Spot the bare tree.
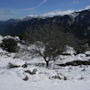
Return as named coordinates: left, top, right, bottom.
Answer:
left=30, top=41, right=59, bottom=67
left=28, top=25, right=79, bottom=67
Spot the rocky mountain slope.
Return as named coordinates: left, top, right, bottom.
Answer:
left=0, top=9, right=90, bottom=42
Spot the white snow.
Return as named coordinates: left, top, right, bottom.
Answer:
left=0, top=40, right=90, bottom=90
left=0, top=35, right=3, bottom=43
left=85, top=51, right=90, bottom=55
left=70, top=12, right=79, bottom=18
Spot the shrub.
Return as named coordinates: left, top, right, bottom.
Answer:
left=63, top=76, right=68, bottom=80
left=8, top=62, right=20, bottom=68
left=25, top=69, right=37, bottom=75
left=58, top=60, right=90, bottom=66
left=22, top=75, right=29, bottom=81
left=75, top=44, right=87, bottom=54
left=78, top=76, right=84, bottom=80
left=0, top=38, right=18, bottom=52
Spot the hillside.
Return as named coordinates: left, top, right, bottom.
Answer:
left=0, top=9, right=89, bottom=37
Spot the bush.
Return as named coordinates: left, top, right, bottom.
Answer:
left=58, top=60, right=90, bottom=66
left=25, top=69, right=37, bottom=75
left=8, top=62, right=20, bottom=68
left=75, top=44, right=87, bottom=54
left=51, top=75, right=62, bottom=80
left=0, top=38, right=18, bottom=52
left=22, top=75, right=29, bottom=81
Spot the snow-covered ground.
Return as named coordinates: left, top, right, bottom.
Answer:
left=0, top=35, right=90, bottom=90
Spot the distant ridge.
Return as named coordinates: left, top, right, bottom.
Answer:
left=0, top=9, right=90, bottom=42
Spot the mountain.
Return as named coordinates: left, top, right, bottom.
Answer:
left=0, top=9, right=90, bottom=40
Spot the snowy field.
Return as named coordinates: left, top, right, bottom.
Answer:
left=0, top=50, right=90, bottom=90
left=0, top=36, right=90, bottom=90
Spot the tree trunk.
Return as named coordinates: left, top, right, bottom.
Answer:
left=46, top=61, right=49, bottom=67
left=43, top=57, right=49, bottom=67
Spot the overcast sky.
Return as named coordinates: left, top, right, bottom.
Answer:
left=0, top=0, right=90, bottom=20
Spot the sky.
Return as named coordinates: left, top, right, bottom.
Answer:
left=0, top=0, right=90, bottom=20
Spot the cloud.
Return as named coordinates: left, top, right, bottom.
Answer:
left=0, top=9, right=15, bottom=15
left=24, top=0, right=47, bottom=11
left=27, top=10, right=74, bottom=18
left=37, top=0, right=47, bottom=8
left=42, top=10, right=74, bottom=16
left=0, top=9, right=18, bottom=20
left=85, top=5, right=90, bottom=9
left=72, top=0, right=80, bottom=4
